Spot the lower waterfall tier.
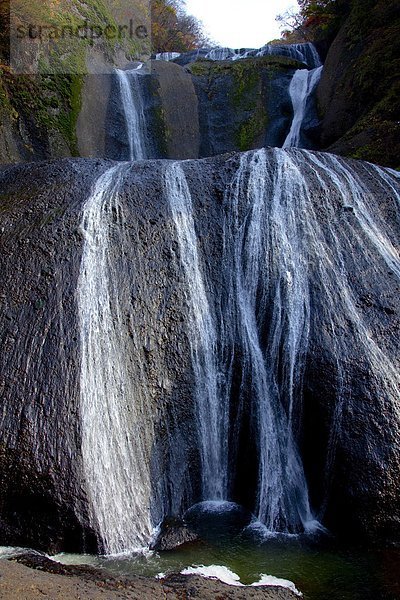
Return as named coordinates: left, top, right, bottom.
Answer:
left=0, top=148, right=399, bottom=553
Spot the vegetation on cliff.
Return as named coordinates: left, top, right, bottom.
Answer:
left=316, top=0, right=400, bottom=168
left=0, top=0, right=149, bottom=161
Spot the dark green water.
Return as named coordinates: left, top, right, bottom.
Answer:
left=54, top=536, right=400, bottom=599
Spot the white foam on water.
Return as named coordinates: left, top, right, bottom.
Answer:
left=181, top=564, right=302, bottom=595
left=50, top=553, right=98, bottom=566
left=0, top=546, right=32, bottom=559
left=181, top=565, right=242, bottom=586
left=194, top=500, right=240, bottom=513
left=255, top=574, right=302, bottom=595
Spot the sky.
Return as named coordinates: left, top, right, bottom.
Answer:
left=185, top=0, right=297, bottom=48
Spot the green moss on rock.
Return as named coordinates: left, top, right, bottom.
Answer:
left=0, top=69, right=84, bottom=158
left=236, top=110, right=268, bottom=152
left=188, top=55, right=303, bottom=78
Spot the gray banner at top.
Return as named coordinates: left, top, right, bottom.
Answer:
left=10, top=0, right=151, bottom=75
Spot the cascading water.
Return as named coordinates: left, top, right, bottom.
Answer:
left=153, top=42, right=321, bottom=68
left=155, top=52, right=181, bottom=61
left=220, top=149, right=317, bottom=532
left=163, top=152, right=319, bottom=532
left=165, top=163, right=229, bottom=501
left=161, top=147, right=399, bottom=536
left=205, top=47, right=240, bottom=61
left=242, top=148, right=399, bottom=524
left=256, top=42, right=321, bottom=68
left=115, top=67, right=148, bottom=161
left=78, top=164, right=157, bottom=554
left=200, top=42, right=321, bottom=69
left=283, top=66, right=323, bottom=148
left=76, top=41, right=399, bottom=547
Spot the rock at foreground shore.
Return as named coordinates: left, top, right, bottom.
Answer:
left=0, top=554, right=298, bottom=600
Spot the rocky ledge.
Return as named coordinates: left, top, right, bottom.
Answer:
left=0, top=554, right=297, bottom=599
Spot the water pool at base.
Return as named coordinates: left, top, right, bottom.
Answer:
left=53, top=536, right=400, bottom=600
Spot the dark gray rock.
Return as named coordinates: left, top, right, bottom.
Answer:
left=150, top=517, right=199, bottom=551
left=151, top=61, right=200, bottom=159
left=316, top=0, right=400, bottom=168
left=187, top=57, right=299, bottom=156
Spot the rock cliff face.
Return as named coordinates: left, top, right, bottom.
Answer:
left=0, top=150, right=399, bottom=552
left=151, top=61, right=200, bottom=159
left=0, top=157, right=200, bottom=552
left=0, top=56, right=302, bottom=163
left=0, top=0, right=149, bottom=163
left=317, top=0, right=400, bottom=168
left=75, top=56, right=303, bottom=162
left=186, top=56, right=300, bottom=156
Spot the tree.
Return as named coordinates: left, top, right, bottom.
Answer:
left=276, top=7, right=313, bottom=41
left=151, top=0, right=209, bottom=53
left=276, top=0, right=348, bottom=42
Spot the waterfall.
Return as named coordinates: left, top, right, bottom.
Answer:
left=221, top=149, right=317, bottom=532
left=200, top=43, right=321, bottom=68
left=165, top=163, right=229, bottom=500
left=77, top=148, right=400, bottom=546
left=283, top=66, right=323, bottom=148
left=163, top=153, right=320, bottom=532
left=257, top=43, right=321, bottom=69
left=205, top=47, right=237, bottom=61
left=115, top=68, right=147, bottom=161
left=219, top=147, right=399, bottom=531
left=78, top=164, right=156, bottom=554
left=161, top=148, right=399, bottom=535
left=155, top=52, right=181, bottom=61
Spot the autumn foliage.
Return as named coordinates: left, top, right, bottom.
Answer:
left=151, top=0, right=209, bottom=53
left=278, top=0, right=348, bottom=42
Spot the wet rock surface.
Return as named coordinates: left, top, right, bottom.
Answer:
left=0, top=151, right=399, bottom=552
left=150, top=517, right=199, bottom=552
left=151, top=61, right=200, bottom=159
left=186, top=57, right=300, bottom=156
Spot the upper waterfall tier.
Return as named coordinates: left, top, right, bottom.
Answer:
left=283, top=66, right=323, bottom=148
left=155, top=42, right=321, bottom=69
left=108, top=53, right=322, bottom=162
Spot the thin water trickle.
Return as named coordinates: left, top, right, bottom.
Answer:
left=115, top=67, right=148, bottom=161
left=165, top=162, right=229, bottom=501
